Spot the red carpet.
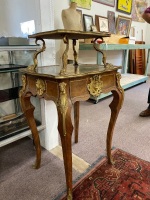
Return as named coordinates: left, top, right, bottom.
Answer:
left=61, top=149, right=150, bottom=200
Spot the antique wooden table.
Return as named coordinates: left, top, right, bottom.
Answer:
left=19, top=30, right=124, bottom=200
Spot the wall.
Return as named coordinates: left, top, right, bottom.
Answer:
left=38, top=0, right=59, bottom=150
left=0, top=0, right=41, bottom=37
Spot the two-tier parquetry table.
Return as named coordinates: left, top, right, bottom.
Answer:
left=19, top=29, right=124, bottom=200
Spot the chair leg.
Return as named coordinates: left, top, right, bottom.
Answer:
left=74, top=101, right=79, bottom=143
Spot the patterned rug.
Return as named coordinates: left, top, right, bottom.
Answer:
left=61, top=149, right=150, bottom=200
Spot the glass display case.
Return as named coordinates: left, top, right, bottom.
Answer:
left=0, top=45, right=42, bottom=141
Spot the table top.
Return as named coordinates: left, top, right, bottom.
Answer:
left=28, top=29, right=111, bottom=40
left=20, top=64, right=121, bottom=79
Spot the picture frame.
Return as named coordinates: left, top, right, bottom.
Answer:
left=71, top=0, right=92, bottom=10
left=83, top=14, right=94, bottom=31
left=116, top=15, right=132, bottom=36
left=95, top=15, right=109, bottom=32
left=107, top=11, right=116, bottom=34
left=131, top=0, right=148, bottom=22
left=93, top=0, right=115, bottom=7
left=117, top=0, right=132, bottom=14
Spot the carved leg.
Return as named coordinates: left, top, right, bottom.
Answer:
left=57, top=82, right=73, bottom=200
left=107, top=88, right=124, bottom=164
left=74, top=101, right=79, bottom=143
left=60, top=36, right=69, bottom=75
left=57, top=106, right=73, bottom=199
left=72, top=39, right=78, bottom=66
left=20, top=94, right=41, bottom=169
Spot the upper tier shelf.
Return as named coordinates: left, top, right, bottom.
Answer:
left=27, top=30, right=112, bottom=74
left=28, top=29, right=111, bottom=40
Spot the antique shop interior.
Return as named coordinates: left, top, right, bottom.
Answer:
left=1, top=0, right=150, bottom=199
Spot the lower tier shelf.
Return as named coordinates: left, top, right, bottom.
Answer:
left=90, top=73, right=148, bottom=103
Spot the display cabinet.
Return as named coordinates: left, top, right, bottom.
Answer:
left=0, top=45, right=42, bottom=144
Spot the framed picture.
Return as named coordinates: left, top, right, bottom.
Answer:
left=95, top=15, right=109, bottom=32
left=107, top=11, right=116, bottom=34
left=93, top=0, right=115, bottom=7
left=116, top=15, right=132, bottom=36
left=71, top=0, right=92, bottom=10
left=117, top=0, right=132, bottom=14
left=83, top=14, right=94, bottom=31
left=131, top=0, right=148, bottom=22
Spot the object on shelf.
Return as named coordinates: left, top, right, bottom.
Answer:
left=119, top=36, right=136, bottom=44
left=128, top=37, right=136, bottom=44
left=102, top=34, right=135, bottom=44
left=103, top=34, right=123, bottom=44
left=129, top=41, right=146, bottom=75
left=119, top=37, right=129, bottom=44
left=0, top=37, right=29, bottom=46
left=84, top=38, right=103, bottom=44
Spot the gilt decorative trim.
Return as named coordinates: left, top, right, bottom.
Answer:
left=36, top=79, right=46, bottom=96
left=116, top=73, right=124, bottom=94
left=72, top=39, right=78, bottom=66
left=28, top=38, right=46, bottom=71
left=60, top=36, right=69, bottom=75
left=105, top=63, right=115, bottom=69
left=93, top=37, right=106, bottom=67
left=19, top=75, right=26, bottom=97
left=57, top=82, right=68, bottom=136
left=87, top=75, right=103, bottom=97
left=67, top=189, right=72, bottom=200
left=93, top=38, right=115, bottom=69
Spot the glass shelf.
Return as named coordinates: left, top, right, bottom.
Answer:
left=0, top=64, right=27, bottom=73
